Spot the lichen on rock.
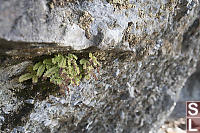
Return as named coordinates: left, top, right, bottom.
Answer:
left=0, top=0, right=179, bottom=50
left=0, top=0, right=200, bottom=133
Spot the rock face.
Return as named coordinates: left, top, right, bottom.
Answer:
left=0, top=0, right=191, bottom=50
left=170, top=61, right=200, bottom=119
left=0, top=0, right=200, bottom=133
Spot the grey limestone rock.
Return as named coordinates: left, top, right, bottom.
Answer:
left=0, top=0, right=189, bottom=50
left=0, top=0, right=200, bottom=133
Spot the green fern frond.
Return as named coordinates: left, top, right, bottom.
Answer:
left=80, top=59, right=88, bottom=65
left=32, top=75, right=38, bottom=83
left=33, top=62, right=43, bottom=70
left=54, top=78, right=63, bottom=86
left=19, top=73, right=33, bottom=82
left=58, top=57, right=66, bottom=68
left=85, top=74, right=90, bottom=80
left=43, top=66, right=58, bottom=77
left=37, top=64, right=45, bottom=77
left=19, top=52, right=100, bottom=93
left=43, top=59, right=52, bottom=65
left=89, top=53, right=93, bottom=58
left=68, top=54, right=78, bottom=60
left=46, top=65, right=53, bottom=70
left=52, top=54, right=62, bottom=64
left=72, top=54, right=78, bottom=60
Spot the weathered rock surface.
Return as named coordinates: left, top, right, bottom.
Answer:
left=170, top=61, right=200, bottom=119
left=0, top=0, right=190, bottom=50
left=0, top=0, right=200, bottom=133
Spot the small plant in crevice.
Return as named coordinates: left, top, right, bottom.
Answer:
left=19, top=53, right=100, bottom=93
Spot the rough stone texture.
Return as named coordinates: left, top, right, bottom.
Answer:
left=159, top=61, right=200, bottom=132
left=170, top=61, right=200, bottom=119
left=0, top=0, right=183, bottom=50
left=0, top=0, right=200, bottom=133
left=0, top=62, right=30, bottom=131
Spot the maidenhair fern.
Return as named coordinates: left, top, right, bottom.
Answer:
left=19, top=53, right=100, bottom=92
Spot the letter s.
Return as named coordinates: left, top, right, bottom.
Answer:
left=188, top=103, right=198, bottom=116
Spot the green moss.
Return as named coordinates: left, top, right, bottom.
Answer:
left=19, top=53, right=100, bottom=92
